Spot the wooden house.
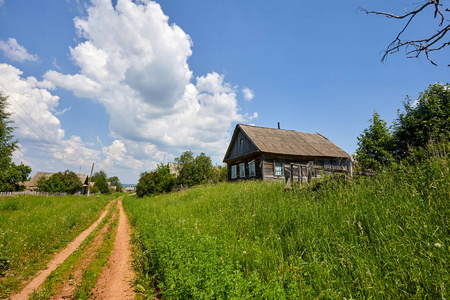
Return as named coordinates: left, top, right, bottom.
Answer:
left=27, top=172, right=90, bottom=193
left=223, top=124, right=352, bottom=182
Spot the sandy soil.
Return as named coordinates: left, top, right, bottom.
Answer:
left=9, top=196, right=136, bottom=300
left=91, top=199, right=135, bottom=300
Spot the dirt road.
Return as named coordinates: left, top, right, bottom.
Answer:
left=9, top=196, right=135, bottom=300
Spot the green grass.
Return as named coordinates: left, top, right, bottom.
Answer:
left=29, top=199, right=119, bottom=300
left=0, top=194, right=118, bottom=298
left=124, top=157, right=450, bottom=299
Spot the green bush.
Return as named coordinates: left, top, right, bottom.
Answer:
left=135, top=164, right=175, bottom=197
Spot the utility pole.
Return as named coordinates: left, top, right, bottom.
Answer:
left=87, top=163, right=95, bottom=196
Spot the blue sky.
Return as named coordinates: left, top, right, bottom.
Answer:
left=0, top=0, right=448, bottom=183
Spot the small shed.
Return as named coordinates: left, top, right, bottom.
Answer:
left=223, top=124, right=352, bottom=182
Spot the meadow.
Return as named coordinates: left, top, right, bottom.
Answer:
left=0, top=194, right=116, bottom=298
left=124, top=157, right=450, bottom=299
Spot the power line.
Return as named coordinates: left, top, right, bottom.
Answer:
left=0, top=82, right=80, bottom=171
left=0, top=82, right=68, bottom=154
left=15, top=126, right=78, bottom=171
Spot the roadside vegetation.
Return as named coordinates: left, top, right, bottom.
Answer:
left=125, top=83, right=449, bottom=298
left=0, top=92, right=31, bottom=192
left=0, top=194, right=117, bottom=298
left=29, top=198, right=119, bottom=300
left=135, top=151, right=226, bottom=197
left=125, top=155, right=449, bottom=299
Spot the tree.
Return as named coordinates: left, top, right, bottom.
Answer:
left=175, top=151, right=214, bottom=187
left=135, top=164, right=176, bottom=197
left=355, top=111, right=394, bottom=171
left=37, top=170, right=83, bottom=194
left=94, top=175, right=110, bottom=194
left=393, top=82, right=450, bottom=156
left=108, top=176, right=123, bottom=192
left=359, top=1, right=450, bottom=66
left=91, top=170, right=108, bottom=183
left=0, top=92, right=31, bottom=192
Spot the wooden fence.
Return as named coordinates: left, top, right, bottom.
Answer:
left=284, top=162, right=351, bottom=189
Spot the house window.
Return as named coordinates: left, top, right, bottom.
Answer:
left=231, top=165, right=237, bottom=179
left=239, top=163, right=245, bottom=178
left=249, top=161, right=256, bottom=177
left=275, top=161, right=283, bottom=176
left=239, top=139, right=244, bottom=154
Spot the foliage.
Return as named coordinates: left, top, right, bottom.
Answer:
left=394, top=82, right=450, bottom=157
left=135, top=164, right=176, bottom=197
left=124, top=156, right=450, bottom=299
left=90, top=170, right=107, bottom=183
left=175, top=151, right=214, bottom=187
left=356, top=83, right=450, bottom=170
left=94, top=175, right=110, bottom=194
left=0, top=93, right=31, bottom=192
left=89, top=185, right=100, bottom=194
left=108, top=176, right=123, bottom=192
left=0, top=163, right=31, bottom=192
left=0, top=194, right=113, bottom=298
left=355, top=111, right=394, bottom=171
left=37, top=170, right=83, bottom=194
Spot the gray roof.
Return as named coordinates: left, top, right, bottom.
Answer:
left=224, top=124, right=350, bottom=161
left=27, top=172, right=89, bottom=188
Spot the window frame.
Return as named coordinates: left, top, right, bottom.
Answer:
left=231, top=165, right=237, bottom=179
left=274, top=161, right=284, bottom=176
left=239, top=163, right=246, bottom=178
left=249, top=160, right=256, bottom=177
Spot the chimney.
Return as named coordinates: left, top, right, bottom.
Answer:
left=277, top=122, right=280, bottom=129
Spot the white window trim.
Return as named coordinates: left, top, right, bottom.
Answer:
left=249, top=160, right=256, bottom=177
left=274, top=161, right=284, bottom=176
left=239, top=163, right=246, bottom=178
left=231, top=165, right=237, bottom=179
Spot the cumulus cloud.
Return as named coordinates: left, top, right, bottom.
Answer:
left=44, top=0, right=252, bottom=163
left=0, top=38, right=39, bottom=63
left=0, top=63, right=146, bottom=179
left=242, top=87, right=255, bottom=101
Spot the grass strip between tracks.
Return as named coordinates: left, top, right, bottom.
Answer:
left=29, top=199, right=119, bottom=300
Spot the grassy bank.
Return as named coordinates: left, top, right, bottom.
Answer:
left=0, top=194, right=117, bottom=298
left=124, top=157, right=449, bottom=299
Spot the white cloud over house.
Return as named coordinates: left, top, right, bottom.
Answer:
left=0, top=38, right=39, bottom=63
left=43, top=0, right=254, bottom=163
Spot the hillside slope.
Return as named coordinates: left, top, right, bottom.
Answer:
left=124, top=157, right=449, bottom=299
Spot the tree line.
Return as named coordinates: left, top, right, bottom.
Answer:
left=135, top=151, right=227, bottom=197
left=355, top=83, right=449, bottom=171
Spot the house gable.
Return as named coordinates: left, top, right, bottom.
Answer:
left=223, top=125, right=259, bottom=162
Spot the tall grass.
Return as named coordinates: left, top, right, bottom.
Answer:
left=0, top=194, right=115, bottom=298
left=124, top=157, right=449, bottom=299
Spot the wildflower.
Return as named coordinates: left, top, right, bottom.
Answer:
left=243, top=251, right=246, bottom=254
left=435, top=243, right=442, bottom=248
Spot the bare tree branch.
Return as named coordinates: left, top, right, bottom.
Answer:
left=358, top=1, right=450, bottom=66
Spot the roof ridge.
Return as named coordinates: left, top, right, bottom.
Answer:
left=239, top=123, right=317, bottom=135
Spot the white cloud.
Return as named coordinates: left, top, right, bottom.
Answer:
left=0, top=0, right=4, bottom=7
left=44, top=0, right=251, bottom=164
left=242, top=86, right=255, bottom=101
left=0, top=38, right=38, bottom=63
left=0, top=64, right=100, bottom=170
left=0, top=62, right=157, bottom=182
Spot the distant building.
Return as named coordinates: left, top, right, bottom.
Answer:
left=223, top=124, right=352, bottom=182
left=26, top=172, right=89, bottom=193
left=168, top=162, right=180, bottom=177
